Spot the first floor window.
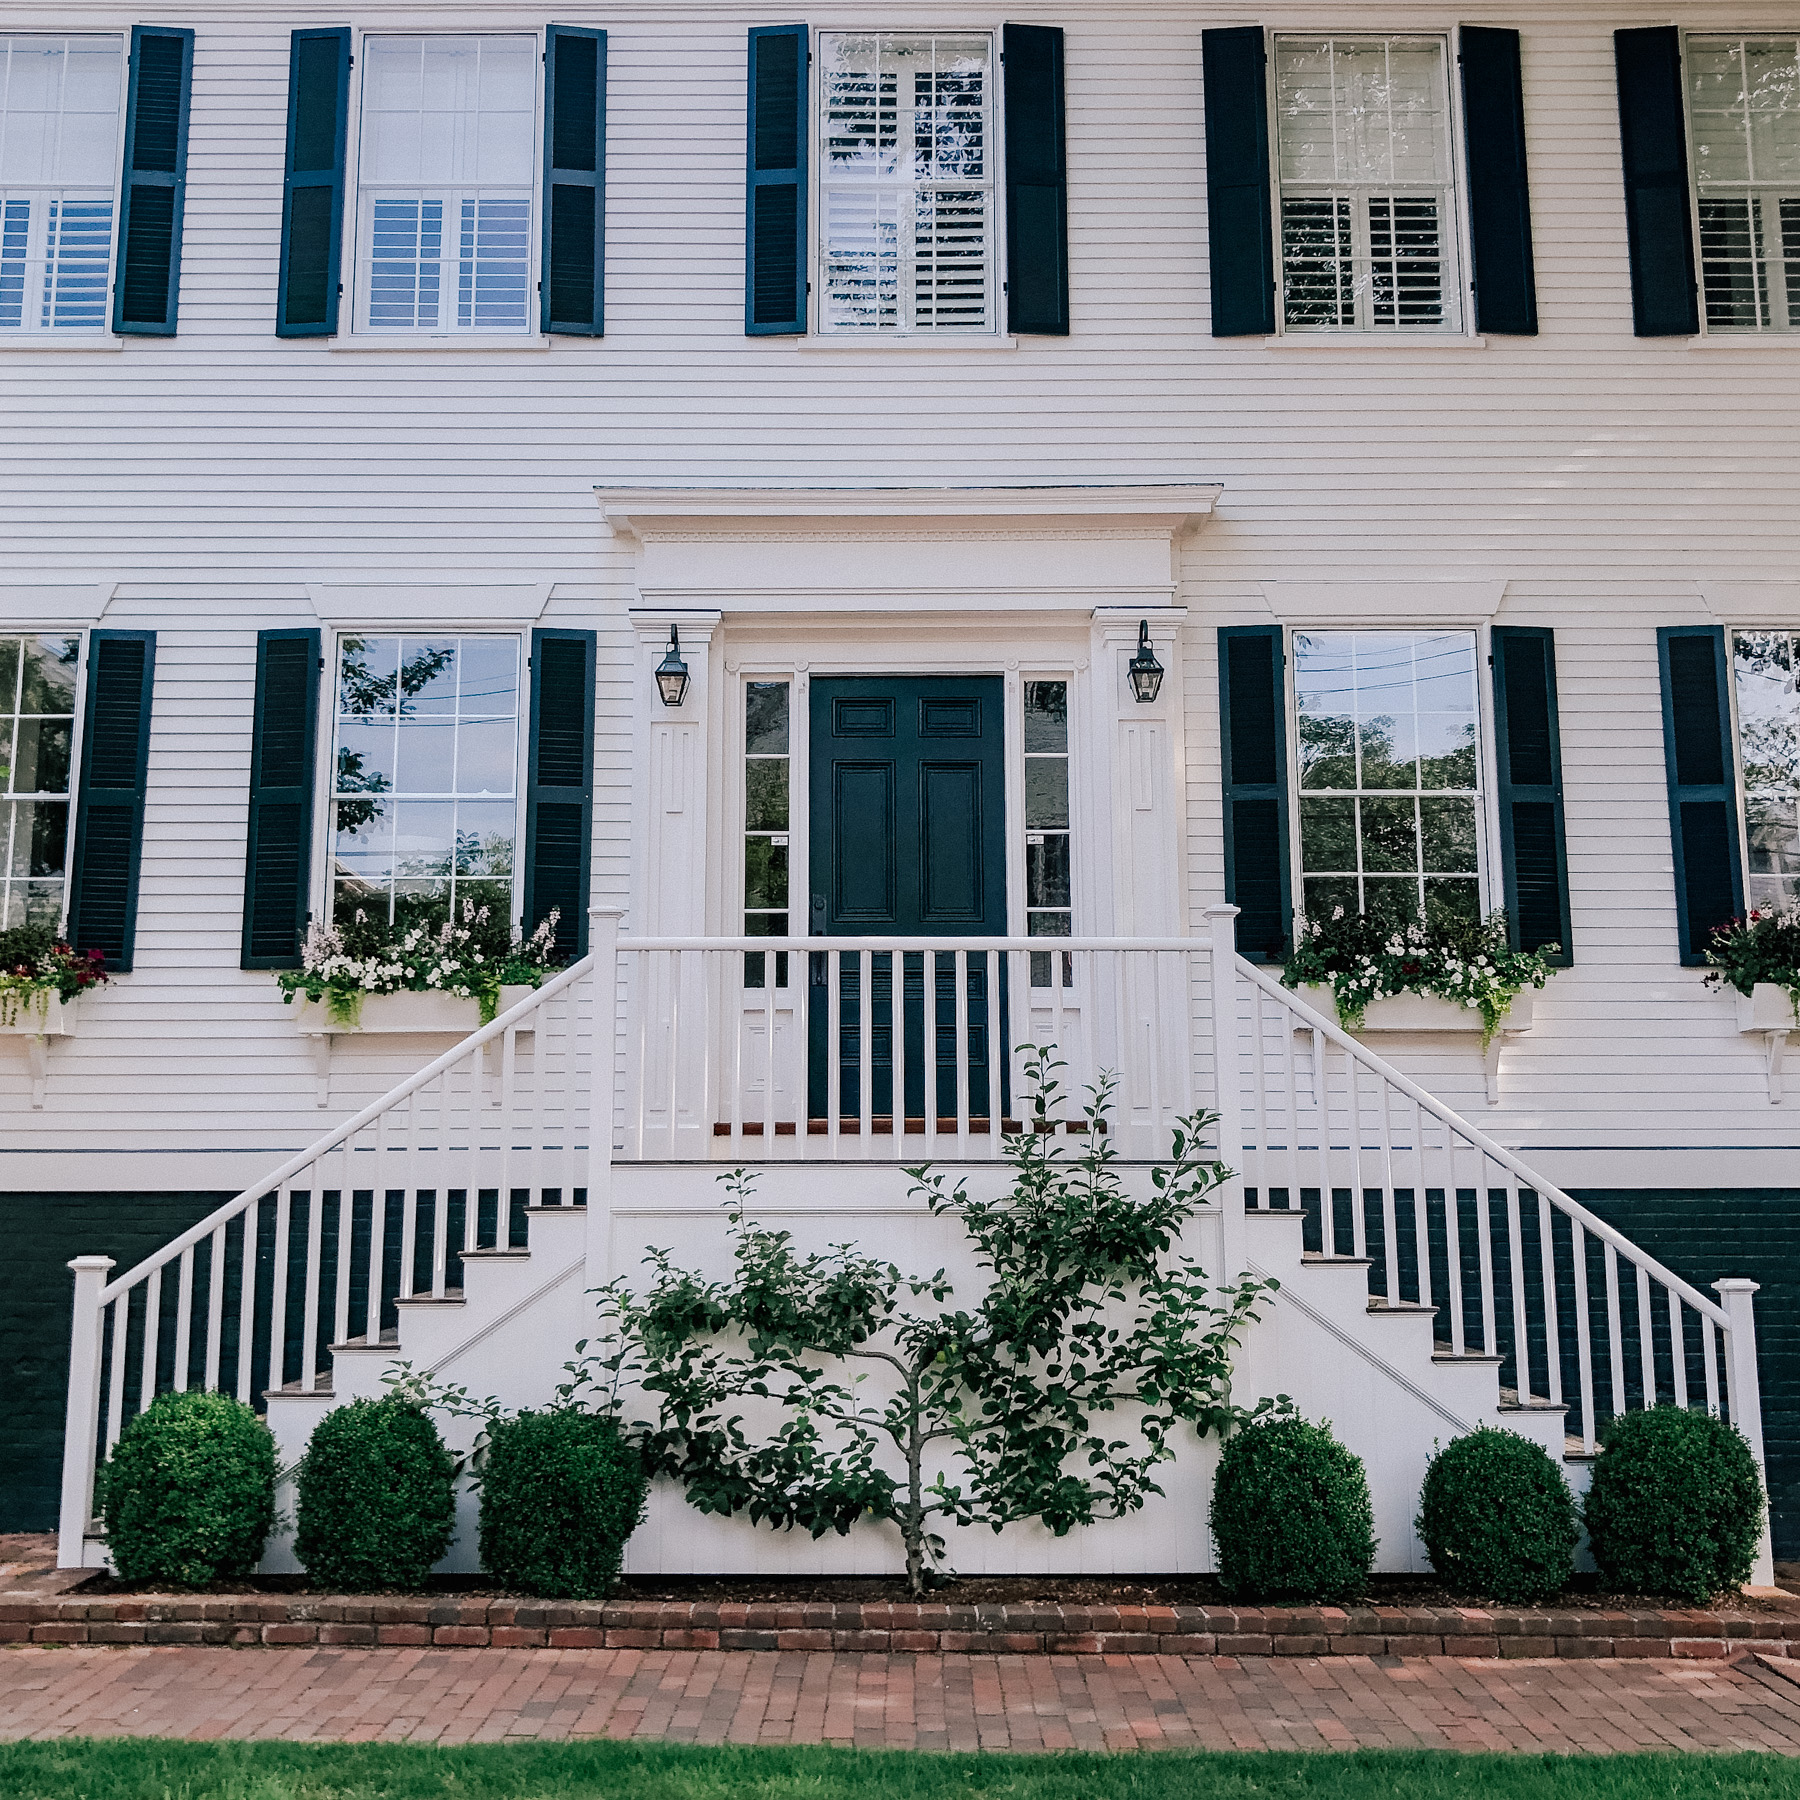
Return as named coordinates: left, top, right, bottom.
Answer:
left=329, top=634, right=521, bottom=928
left=744, top=680, right=791, bottom=986
left=1274, top=35, right=1462, bottom=333
left=0, top=35, right=122, bottom=333
left=1294, top=628, right=1482, bottom=924
left=0, top=633, right=78, bottom=926
left=1688, top=37, right=1800, bottom=332
left=818, top=30, right=995, bottom=334
left=1732, top=630, right=1800, bottom=906
left=356, top=34, right=536, bottom=333
left=1023, top=680, right=1071, bottom=985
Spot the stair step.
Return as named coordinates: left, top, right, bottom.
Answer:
left=394, top=1292, right=466, bottom=1308
left=1367, top=1299, right=1437, bottom=1315
left=459, top=1249, right=531, bottom=1260
left=524, top=1204, right=585, bottom=1216
left=331, top=1330, right=401, bottom=1352
left=1301, top=1253, right=1373, bottom=1268
left=1432, top=1349, right=1504, bottom=1365
left=271, top=1377, right=333, bottom=1398
left=1498, top=1388, right=1567, bottom=1414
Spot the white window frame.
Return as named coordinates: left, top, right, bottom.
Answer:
left=1266, top=31, right=1476, bottom=340
left=0, top=625, right=87, bottom=932
left=313, top=627, right=531, bottom=932
left=809, top=23, right=1009, bottom=340
left=340, top=28, right=546, bottom=345
left=1682, top=31, right=1800, bottom=337
left=0, top=33, right=127, bottom=345
left=1282, top=622, right=1496, bottom=925
left=1723, top=623, right=1800, bottom=911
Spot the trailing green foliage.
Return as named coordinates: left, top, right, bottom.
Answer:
left=1704, top=906, right=1800, bottom=1020
left=1582, top=1406, right=1764, bottom=1602
left=478, top=1409, right=647, bottom=1599
left=294, top=1397, right=457, bottom=1591
left=1210, top=1415, right=1377, bottom=1603
left=102, top=1389, right=275, bottom=1586
left=1417, top=1428, right=1579, bottom=1603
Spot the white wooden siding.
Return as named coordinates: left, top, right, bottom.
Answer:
left=2, top=1, right=1799, bottom=1190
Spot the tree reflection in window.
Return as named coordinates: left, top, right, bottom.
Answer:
left=1733, top=630, right=1800, bottom=908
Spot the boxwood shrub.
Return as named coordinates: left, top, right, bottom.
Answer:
left=295, top=1396, right=457, bottom=1591
left=1582, top=1406, right=1764, bottom=1602
left=103, top=1389, right=275, bottom=1586
left=1417, top=1427, right=1578, bottom=1603
left=1209, top=1416, right=1376, bottom=1603
left=479, top=1409, right=646, bottom=1598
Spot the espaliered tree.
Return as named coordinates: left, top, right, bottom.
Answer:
left=582, top=1050, right=1282, bottom=1596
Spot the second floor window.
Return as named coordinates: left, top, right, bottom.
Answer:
left=1732, top=631, right=1800, bottom=907
left=1689, top=37, right=1800, bottom=333
left=0, top=35, right=122, bottom=333
left=819, top=31, right=995, bottom=334
left=356, top=35, right=536, bottom=334
left=1274, top=36, right=1464, bottom=334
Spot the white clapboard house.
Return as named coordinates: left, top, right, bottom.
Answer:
left=2, top=2, right=1796, bottom=1582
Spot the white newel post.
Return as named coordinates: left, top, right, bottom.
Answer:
left=586, top=906, right=624, bottom=1284
left=58, top=1254, right=114, bottom=1568
left=1205, top=905, right=1247, bottom=1280
left=1715, top=1278, right=1777, bottom=1586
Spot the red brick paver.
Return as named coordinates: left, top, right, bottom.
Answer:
left=5, top=1647, right=1800, bottom=1753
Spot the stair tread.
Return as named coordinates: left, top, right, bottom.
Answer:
left=394, top=1292, right=466, bottom=1306
left=1301, top=1254, right=1373, bottom=1267
left=333, top=1331, right=401, bottom=1351
left=270, top=1377, right=334, bottom=1398
left=459, top=1249, right=532, bottom=1259
left=1367, top=1299, right=1438, bottom=1315
left=1432, top=1349, right=1504, bottom=1364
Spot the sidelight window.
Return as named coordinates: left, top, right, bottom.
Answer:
left=744, top=681, right=791, bottom=986
left=1023, top=680, right=1071, bottom=986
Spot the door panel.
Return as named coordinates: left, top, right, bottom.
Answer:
left=832, top=762, right=896, bottom=921
left=920, top=762, right=985, bottom=923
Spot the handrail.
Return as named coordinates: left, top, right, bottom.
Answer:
left=620, top=934, right=1207, bottom=953
left=98, top=952, right=597, bottom=1306
left=1235, top=956, right=1731, bottom=1328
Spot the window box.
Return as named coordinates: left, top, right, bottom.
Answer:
left=290, top=985, right=536, bottom=1036
left=0, top=992, right=77, bottom=1110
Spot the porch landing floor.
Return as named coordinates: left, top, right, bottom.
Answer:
left=8, top=1644, right=1800, bottom=1753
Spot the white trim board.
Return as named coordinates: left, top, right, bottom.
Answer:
left=1262, top=581, right=1508, bottom=624
left=307, top=585, right=553, bottom=627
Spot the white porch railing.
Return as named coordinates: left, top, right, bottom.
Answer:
left=57, top=904, right=1772, bottom=1581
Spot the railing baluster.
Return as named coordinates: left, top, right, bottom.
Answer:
left=171, top=1246, right=195, bottom=1394
left=1636, top=1263, right=1657, bottom=1407
left=1571, top=1223, right=1596, bottom=1453
left=1346, top=1055, right=1367, bottom=1264
left=1669, top=1290, right=1689, bottom=1410
left=859, top=948, right=875, bottom=1158
left=1444, top=1167, right=1467, bottom=1357
left=1504, top=1178, right=1531, bottom=1401
left=398, top=1180, right=419, bottom=1305
left=267, top=1192, right=291, bottom=1394
left=666, top=949, right=683, bottom=1161
left=954, top=951, right=972, bottom=1158
left=1603, top=1242, right=1626, bottom=1421
left=365, top=1180, right=385, bottom=1344
left=1410, top=1096, right=1432, bottom=1315
left=1475, top=1178, right=1497, bottom=1362
left=1702, top=1315, right=1721, bottom=1416
left=827, top=949, right=843, bottom=1162
left=302, top=1178, right=325, bottom=1392
left=432, top=1189, right=450, bottom=1300
left=203, top=1224, right=227, bottom=1392
left=237, top=1197, right=258, bottom=1401
left=1537, top=1192, right=1563, bottom=1409
left=104, top=1299, right=127, bottom=1457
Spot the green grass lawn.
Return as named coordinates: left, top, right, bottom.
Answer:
left=2, top=1742, right=1800, bottom=1800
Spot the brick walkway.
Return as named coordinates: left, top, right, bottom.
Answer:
left=7, top=1647, right=1800, bottom=1752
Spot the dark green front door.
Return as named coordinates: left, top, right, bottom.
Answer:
left=809, top=675, right=1007, bottom=1126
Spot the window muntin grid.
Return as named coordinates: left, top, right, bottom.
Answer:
left=0, top=36, right=122, bottom=333
left=1023, top=680, right=1071, bottom=987
left=355, top=35, right=536, bottom=334
left=1273, top=36, right=1463, bottom=334
left=744, top=681, right=791, bottom=988
left=329, top=634, right=522, bottom=929
left=0, top=634, right=78, bottom=927
left=818, top=31, right=995, bottom=334
left=1689, top=37, right=1800, bottom=331
left=1733, top=631, right=1800, bottom=907
left=1294, top=629, right=1482, bottom=926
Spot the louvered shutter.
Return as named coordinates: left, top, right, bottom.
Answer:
left=113, top=27, right=194, bottom=336
left=277, top=28, right=351, bottom=338
left=543, top=26, right=606, bottom=336
left=1003, top=24, right=1068, bottom=336
left=241, top=630, right=321, bottom=969
left=1615, top=27, right=1699, bottom=338
left=1202, top=27, right=1275, bottom=339
left=1220, top=626, right=1291, bottom=960
left=67, top=632, right=156, bottom=974
left=524, top=630, right=596, bottom=960
left=746, top=25, right=808, bottom=335
left=1491, top=628, right=1569, bottom=962
left=1459, top=26, right=1537, bottom=336
left=1658, top=627, right=1744, bottom=965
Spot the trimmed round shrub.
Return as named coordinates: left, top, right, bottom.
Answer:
left=479, top=1409, right=646, bottom=1598
left=1582, top=1406, right=1764, bottom=1602
left=104, top=1389, right=275, bottom=1586
left=295, top=1396, right=457, bottom=1590
left=1210, top=1416, right=1376, bottom=1603
left=1418, top=1427, right=1578, bottom=1603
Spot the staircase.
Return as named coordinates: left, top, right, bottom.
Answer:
left=55, top=906, right=1775, bottom=1581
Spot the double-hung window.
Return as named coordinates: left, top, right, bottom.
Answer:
left=355, top=35, right=537, bottom=335
left=1273, top=36, right=1465, bottom=334
left=0, top=35, right=122, bottom=334
left=0, top=634, right=78, bottom=926
left=1731, top=632, right=1800, bottom=907
left=1687, top=37, right=1800, bottom=333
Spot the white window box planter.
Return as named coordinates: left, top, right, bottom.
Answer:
left=1291, top=983, right=1536, bottom=1105
left=0, top=992, right=77, bottom=1109
left=1735, top=984, right=1800, bottom=1104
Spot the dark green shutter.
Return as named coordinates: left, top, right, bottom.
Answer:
left=543, top=26, right=606, bottom=336
left=524, top=630, right=596, bottom=960
left=241, top=630, right=321, bottom=969
left=277, top=28, right=351, bottom=338
left=1615, top=27, right=1698, bottom=338
left=1491, top=628, right=1569, bottom=962
left=1220, top=626, right=1290, bottom=960
left=1003, top=23, right=1068, bottom=336
left=1202, top=27, right=1275, bottom=339
left=746, top=25, right=808, bottom=335
left=1459, top=26, right=1537, bottom=336
left=67, top=632, right=156, bottom=974
left=113, top=27, right=194, bottom=336
left=1658, top=626, right=1744, bottom=965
